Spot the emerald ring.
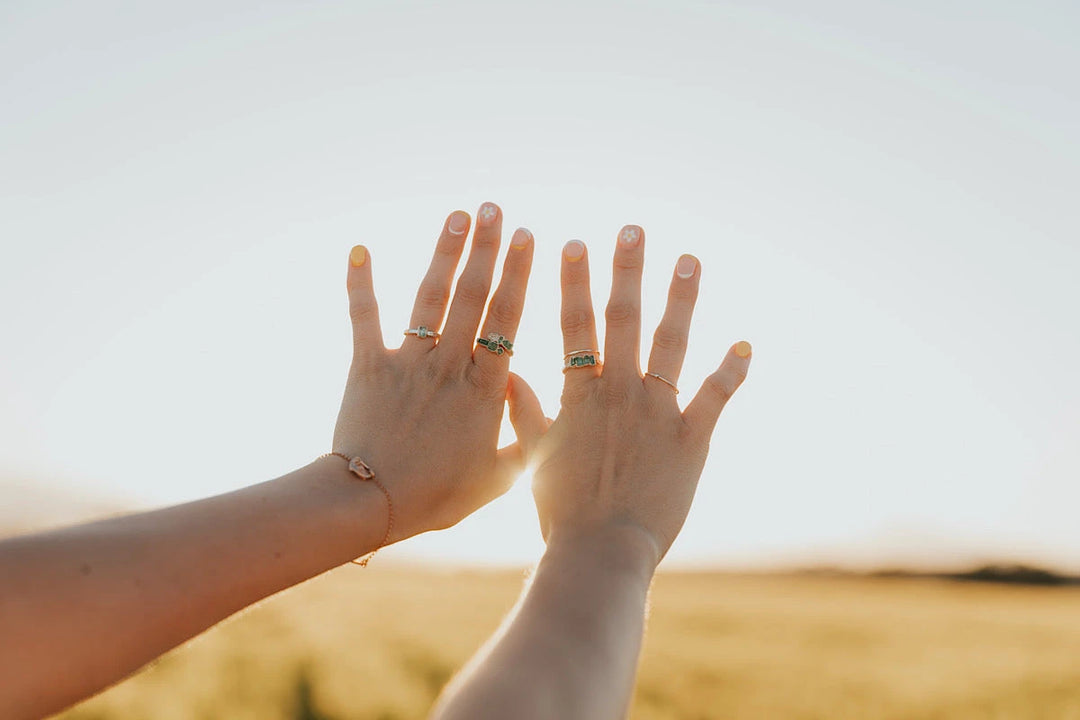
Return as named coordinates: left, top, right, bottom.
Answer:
left=563, top=349, right=599, bottom=372
left=477, top=332, right=514, bottom=357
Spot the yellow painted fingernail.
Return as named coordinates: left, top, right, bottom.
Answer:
left=564, top=240, right=585, bottom=262
left=735, top=341, right=752, bottom=358
left=512, top=227, right=532, bottom=249
left=350, top=245, right=367, bottom=267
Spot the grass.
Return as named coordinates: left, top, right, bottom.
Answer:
left=55, top=566, right=1080, bottom=719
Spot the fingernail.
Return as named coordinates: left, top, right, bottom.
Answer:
left=735, top=341, right=752, bottom=358
left=564, top=240, right=585, bottom=262
left=676, top=255, right=697, bottom=279
left=448, top=212, right=469, bottom=235
left=511, top=228, right=532, bottom=249
left=478, top=203, right=499, bottom=225
left=350, top=245, right=367, bottom=267
left=619, top=226, right=641, bottom=247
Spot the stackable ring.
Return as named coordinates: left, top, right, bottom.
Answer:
left=477, top=332, right=514, bottom=356
left=404, top=326, right=440, bottom=340
left=645, top=372, right=680, bottom=394
left=563, top=349, right=600, bottom=372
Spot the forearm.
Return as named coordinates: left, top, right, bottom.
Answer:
left=431, top=524, right=659, bottom=720
left=0, top=456, right=385, bottom=719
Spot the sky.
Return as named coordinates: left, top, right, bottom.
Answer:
left=1, top=0, right=1078, bottom=568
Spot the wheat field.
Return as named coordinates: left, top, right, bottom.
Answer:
left=55, top=566, right=1080, bottom=720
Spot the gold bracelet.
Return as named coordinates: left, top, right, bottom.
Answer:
left=320, top=452, right=394, bottom=567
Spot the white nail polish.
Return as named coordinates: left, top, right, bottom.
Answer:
left=676, top=256, right=696, bottom=279
left=448, top=212, right=468, bottom=235
left=619, top=226, right=640, bottom=246
left=479, top=204, right=498, bottom=223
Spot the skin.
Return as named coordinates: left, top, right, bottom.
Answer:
left=430, top=228, right=751, bottom=720
left=0, top=203, right=539, bottom=720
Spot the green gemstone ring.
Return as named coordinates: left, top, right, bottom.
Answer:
left=477, top=333, right=514, bottom=357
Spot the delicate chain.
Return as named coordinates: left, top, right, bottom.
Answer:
left=320, top=452, right=394, bottom=567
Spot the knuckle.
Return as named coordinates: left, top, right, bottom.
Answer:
left=454, top=278, right=491, bottom=308
left=561, top=307, right=594, bottom=336
left=467, top=364, right=506, bottom=398
left=473, top=231, right=499, bottom=249
left=652, top=325, right=686, bottom=353
left=415, top=281, right=449, bottom=311
left=349, top=298, right=378, bottom=325
left=705, top=375, right=734, bottom=405
left=603, top=383, right=631, bottom=408
left=613, top=253, right=642, bottom=271
left=435, top=235, right=464, bottom=257
left=669, top=281, right=697, bottom=302
left=485, top=293, right=520, bottom=328
left=605, top=301, right=639, bottom=328
left=560, top=382, right=592, bottom=408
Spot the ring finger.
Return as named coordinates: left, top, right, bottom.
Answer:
left=472, top=228, right=535, bottom=381
left=560, top=240, right=601, bottom=383
left=400, top=210, right=471, bottom=356
left=645, top=255, right=700, bottom=395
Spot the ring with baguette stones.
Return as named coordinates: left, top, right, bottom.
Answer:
left=477, top=332, right=514, bottom=356
left=404, top=326, right=440, bottom=339
left=563, top=349, right=599, bottom=372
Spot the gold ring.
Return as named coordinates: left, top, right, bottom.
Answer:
left=645, top=372, right=679, bottom=394
left=404, top=326, right=440, bottom=339
left=477, top=332, right=514, bottom=356
left=563, top=353, right=599, bottom=372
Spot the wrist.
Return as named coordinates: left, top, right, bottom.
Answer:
left=308, top=455, right=395, bottom=560
left=543, top=522, right=660, bottom=586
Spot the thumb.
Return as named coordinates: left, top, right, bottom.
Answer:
left=489, top=373, right=547, bottom=497
left=506, top=372, right=547, bottom=459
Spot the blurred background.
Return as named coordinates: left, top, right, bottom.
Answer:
left=2, top=1, right=1078, bottom=717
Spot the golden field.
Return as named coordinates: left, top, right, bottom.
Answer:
left=55, top=566, right=1080, bottom=720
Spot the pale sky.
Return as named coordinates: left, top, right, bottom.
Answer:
left=2, top=0, right=1078, bottom=568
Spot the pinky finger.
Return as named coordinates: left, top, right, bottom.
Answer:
left=683, top=341, right=752, bottom=437
left=347, top=245, right=385, bottom=368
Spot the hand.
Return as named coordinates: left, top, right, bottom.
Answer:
left=522, top=227, right=752, bottom=565
left=331, top=203, right=538, bottom=543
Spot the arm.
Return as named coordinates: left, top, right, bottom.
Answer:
left=0, top=203, right=541, bottom=720
left=433, top=525, right=657, bottom=719
left=432, top=228, right=752, bottom=720
left=0, top=459, right=384, bottom=719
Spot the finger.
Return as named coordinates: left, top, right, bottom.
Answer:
left=401, top=210, right=470, bottom=356
left=490, top=374, right=549, bottom=497
left=645, top=255, right=700, bottom=394
left=560, top=240, right=600, bottom=383
left=440, top=202, right=503, bottom=356
left=602, top=225, right=645, bottom=377
left=473, top=228, right=534, bottom=380
left=683, top=341, right=752, bottom=437
left=506, top=372, right=547, bottom=459
left=347, top=245, right=385, bottom=368
left=491, top=442, right=525, bottom=498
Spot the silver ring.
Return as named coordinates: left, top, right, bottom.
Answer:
left=563, top=353, right=599, bottom=372
left=645, top=372, right=679, bottom=394
left=404, top=326, right=440, bottom=339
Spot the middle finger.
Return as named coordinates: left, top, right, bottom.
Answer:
left=602, top=225, right=645, bottom=377
left=439, top=202, right=504, bottom=357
